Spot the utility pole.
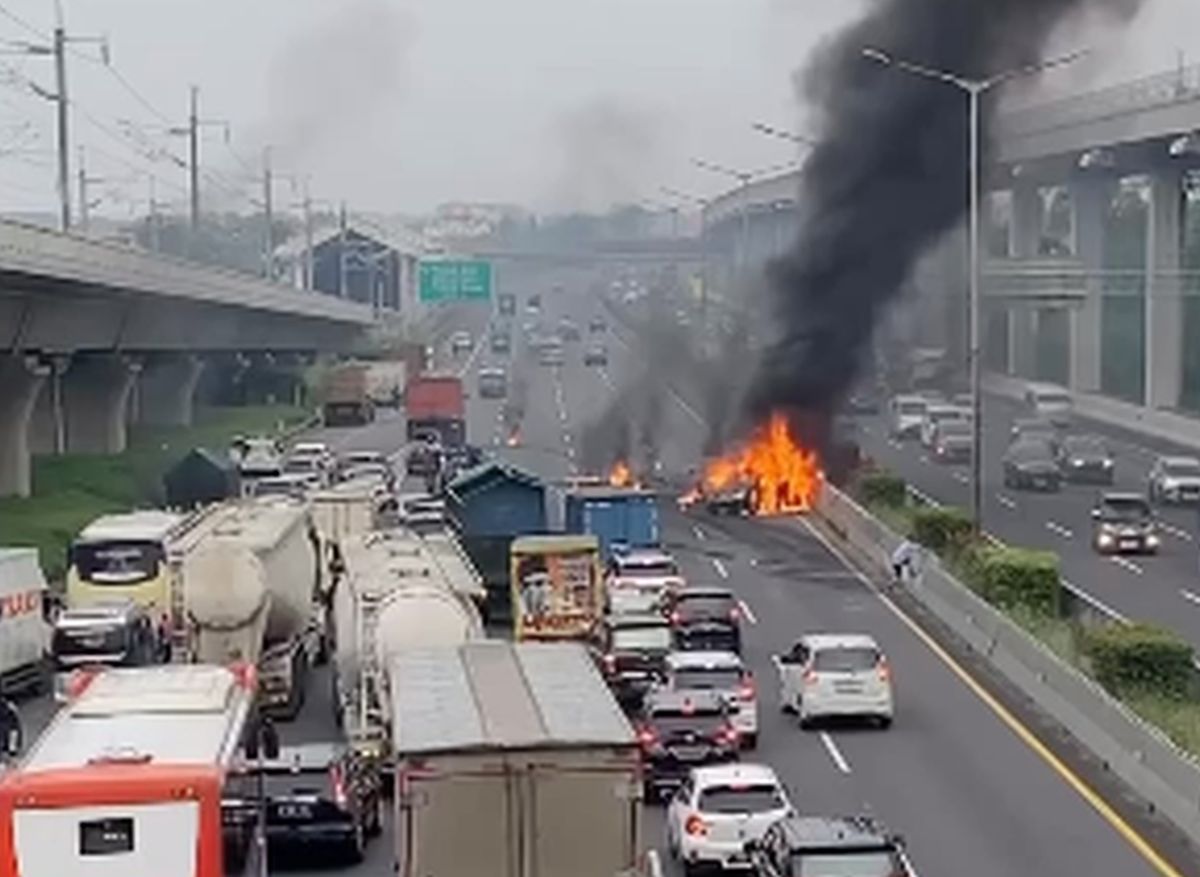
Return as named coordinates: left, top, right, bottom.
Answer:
left=188, top=85, right=200, bottom=232
left=262, top=146, right=274, bottom=278
left=53, top=26, right=69, bottom=231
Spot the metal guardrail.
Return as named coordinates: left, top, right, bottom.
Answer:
left=999, top=62, right=1200, bottom=137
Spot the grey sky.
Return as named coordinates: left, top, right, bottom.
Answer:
left=0, top=0, right=1192, bottom=220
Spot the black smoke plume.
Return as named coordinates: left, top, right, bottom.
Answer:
left=746, top=0, right=1144, bottom=442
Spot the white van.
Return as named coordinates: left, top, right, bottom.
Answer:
left=1024, top=383, right=1073, bottom=427
left=889, top=395, right=928, bottom=440
left=0, top=549, right=50, bottom=696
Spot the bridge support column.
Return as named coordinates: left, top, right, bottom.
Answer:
left=1011, top=181, right=1042, bottom=258
left=1145, top=167, right=1184, bottom=410
left=0, top=356, right=48, bottom=498
left=1007, top=307, right=1037, bottom=378
left=1068, top=177, right=1112, bottom=394
left=61, top=354, right=142, bottom=454
left=136, top=355, right=206, bottom=427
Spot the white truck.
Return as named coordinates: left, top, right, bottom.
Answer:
left=333, top=528, right=484, bottom=757
left=390, top=642, right=653, bottom=877
left=0, top=549, right=50, bottom=696
left=172, top=497, right=323, bottom=718
left=310, top=474, right=395, bottom=551
left=366, top=360, right=406, bottom=408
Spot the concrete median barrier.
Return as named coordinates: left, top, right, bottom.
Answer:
left=816, top=483, right=1200, bottom=846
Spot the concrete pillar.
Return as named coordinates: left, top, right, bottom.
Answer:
left=137, top=355, right=206, bottom=427
left=1069, top=177, right=1113, bottom=393
left=1008, top=307, right=1037, bottom=378
left=1145, top=167, right=1184, bottom=409
left=0, top=356, right=48, bottom=497
left=1011, top=181, right=1042, bottom=258
left=61, top=354, right=141, bottom=454
left=29, top=355, right=70, bottom=456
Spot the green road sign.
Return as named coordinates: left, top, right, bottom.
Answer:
left=418, top=260, right=493, bottom=303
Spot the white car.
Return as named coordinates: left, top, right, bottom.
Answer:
left=774, top=634, right=893, bottom=729
left=607, top=580, right=668, bottom=618
left=233, top=436, right=283, bottom=477
left=889, top=395, right=927, bottom=440
left=919, top=405, right=965, bottom=447
left=666, top=763, right=793, bottom=875
left=1148, top=455, right=1200, bottom=504
left=661, top=651, right=758, bottom=749
left=608, top=548, right=685, bottom=591
left=450, top=330, right=473, bottom=355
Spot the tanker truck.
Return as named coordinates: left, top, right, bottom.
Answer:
left=332, top=527, right=484, bottom=760
left=172, top=496, right=324, bottom=718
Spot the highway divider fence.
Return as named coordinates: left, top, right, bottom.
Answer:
left=816, top=482, right=1200, bottom=847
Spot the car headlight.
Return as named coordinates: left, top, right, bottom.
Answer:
left=1102, top=459, right=1113, bottom=468
left=1072, top=459, right=1084, bottom=467
left=1097, top=533, right=1114, bottom=547
left=1146, top=534, right=1160, bottom=547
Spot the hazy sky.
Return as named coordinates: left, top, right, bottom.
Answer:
left=0, top=0, right=1194, bottom=220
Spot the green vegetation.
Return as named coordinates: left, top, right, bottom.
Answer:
left=0, top=404, right=309, bottom=583
left=853, top=467, right=1200, bottom=759
left=859, top=471, right=906, bottom=508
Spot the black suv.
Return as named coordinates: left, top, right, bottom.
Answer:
left=638, top=689, right=739, bottom=802
left=747, top=814, right=909, bottom=877
left=223, top=742, right=383, bottom=866
left=595, top=614, right=673, bottom=710
left=1091, top=493, right=1159, bottom=555
left=1002, top=439, right=1062, bottom=492
left=1057, top=435, right=1115, bottom=484
left=667, top=586, right=743, bottom=653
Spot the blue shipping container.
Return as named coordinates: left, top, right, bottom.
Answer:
left=564, top=488, right=659, bottom=559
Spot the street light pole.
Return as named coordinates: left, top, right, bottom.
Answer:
left=863, top=46, right=1087, bottom=533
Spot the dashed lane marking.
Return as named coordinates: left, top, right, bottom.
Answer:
left=1045, top=521, right=1074, bottom=539
left=692, top=525, right=706, bottom=541
left=1110, top=556, right=1144, bottom=576
left=996, top=494, right=1017, bottom=510
left=819, top=732, right=852, bottom=774
left=952, top=472, right=969, bottom=484
left=711, top=557, right=729, bottom=579
left=737, top=598, right=757, bottom=625
left=1180, top=589, right=1200, bottom=608
left=1160, top=523, right=1193, bottom=542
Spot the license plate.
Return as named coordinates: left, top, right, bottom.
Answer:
left=79, top=635, right=106, bottom=648
left=1120, top=540, right=1139, bottom=550
left=834, top=684, right=864, bottom=694
left=671, top=746, right=707, bottom=761
left=275, top=804, right=311, bottom=819
left=1033, top=478, right=1047, bottom=487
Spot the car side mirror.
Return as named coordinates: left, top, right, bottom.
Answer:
left=1091, top=509, right=1101, bottom=520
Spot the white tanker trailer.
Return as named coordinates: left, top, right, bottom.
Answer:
left=333, top=527, right=484, bottom=755
left=173, top=496, right=323, bottom=718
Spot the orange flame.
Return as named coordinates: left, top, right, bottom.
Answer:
left=608, top=460, right=635, bottom=488
left=700, top=412, right=822, bottom=515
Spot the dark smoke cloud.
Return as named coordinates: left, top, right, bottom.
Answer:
left=746, top=0, right=1144, bottom=438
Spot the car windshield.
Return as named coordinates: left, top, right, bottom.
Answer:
left=1065, top=438, right=1106, bottom=456
left=797, top=851, right=898, bottom=877
left=672, top=667, right=742, bottom=690
left=1010, top=442, right=1054, bottom=463
left=612, top=625, right=672, bottom=650
left=812, top=647, right=879, bottom=672
left=1163, top=460, right=1200, bottom=476
left=646, top=711, right=725, bottom=736
left=1100, top=499, right=1151, bottom=522
left=618, top=560, right=678, bottom=577
left=897, top=401, right=924, bottom=415
left=70, top=541, right=162, bottom=584
left=698, top=784, right=784, bottom=814
left=284, top=458, right=319, bottom=473
left=1017, top=421, right=1054, bottom=435
left=938, top=422, right=970, bottom=437
left=677, top=595, right=735, bottom=616
left=1035, top=392, right=1071, bottom=407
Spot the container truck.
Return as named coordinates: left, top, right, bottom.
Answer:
left=322, top=363, right=376, bottom=426
left=172, top=497, right=324, bottom=718
left=366, top=360, right=406, bottom=408
left=0, top=549, right=49, bottom=696
left=405, top=374, right=465, bottom=448
left=565, top=485, right=660, bottom=560
left=510, top=534, right=603, bottom=642
left=390, top=641, right=648, bottom=877
left=332, top=529, right=484, bottom=760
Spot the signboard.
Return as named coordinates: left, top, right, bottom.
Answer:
left=418, top=260, right=493, bottom=303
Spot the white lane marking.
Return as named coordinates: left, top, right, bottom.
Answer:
left=563, top=432, right=573, bottom=444
left=737, top=598, right=757, bottom=625
left=598, top=369, right=615, bottom=390
left=455, top=325, right=490, bottom=378
left=711, top=557, right=729, bottom=579
left=862, top=426, right=872, bottom=436
left=1180, top=589, right=1200, bottom=607
left=671, top=390, right=705, bottom=427
left=1045, top=521, right=1074, bottom=539
left=1160, top=522, right=1193, bottom=542
left=952, top=472, right=969, bottom=484
left=1110, top=556, right=1144, bottom=576
left=919, top=455, right=930, bottom=465
left=692, top=525, right=706, bottom=541
left=819, top=731, right=852, bottom=774
left=996, top=494, right=1017, bottom=510
left=908, top=486, right=942, bottom=508
left=1062, top=579, right=1130, bottom=623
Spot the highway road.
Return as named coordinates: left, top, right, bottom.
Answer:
left=11, top=263, right=1200, bottom=875
left=854, top=393, right=1200, bottom=648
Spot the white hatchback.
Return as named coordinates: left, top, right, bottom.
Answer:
left=661, top=651, right=759, bottom=749
left=774, top=634, right=893, bottom=729
left=666, top=763, right=793, bottom=874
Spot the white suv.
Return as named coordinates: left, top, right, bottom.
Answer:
left=666, top=763, right=793, bottom=875
left=661, top=651, right=758, bottom=749
left=774, top=634, right=893, bottom=729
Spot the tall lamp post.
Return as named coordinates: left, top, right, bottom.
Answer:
left=661, top=186, right=713, bottom=342
left=862, top=46, right=1087, bottom=533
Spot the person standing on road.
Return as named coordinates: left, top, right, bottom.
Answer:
left=891, top=539, right=921, bottom=587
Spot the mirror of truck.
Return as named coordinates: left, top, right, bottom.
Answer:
left=0, top=699, right=23, bottom=757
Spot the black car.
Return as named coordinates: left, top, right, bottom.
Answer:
left=668, top=586, right=743, bottom=653
left=595, top=614, right=673, bottom=710
left=490, top=332, right=511, bottom=355
left=1002, top=440, right=1062, bottom=492
left=223, top=742, right=383, bottom=866
left=583, top=344, right=608, bottom=366
left=589, top=315, right=607, bottom=333
left=637, top=689, right=739, bottom=802
left=1010, top=418, right=1059, bottom=450
left=1057, top=435, right=1115, bottom=484
left=1091, top=493, right=1159, bottom=555
left=747, top=815, right=909, bottom=877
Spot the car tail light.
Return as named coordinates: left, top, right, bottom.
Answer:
left=684, top=814, right=709, bottom=837
left=714, top=725, right=740, bottom=748
left=803, top=669, right=819, bottom=687
left=602, top=653, right=617, bottom=674
left=728, top=605, right=741, bottom=621
left=669, top=610, right=682, bottom=625
left=636, top=725, right=658, bottom=749
left=878, top=659, right=892, bottom=683
left=738, top=676, right=755, bottom=701
left=330, top=766, right=349, bottom=810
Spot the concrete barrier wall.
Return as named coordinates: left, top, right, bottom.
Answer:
left=816, top=484, right=1200, bottom=845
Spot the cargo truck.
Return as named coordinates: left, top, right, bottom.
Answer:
left=322, top=363, right=376, bottom=426
left=390, top=642, right=649, bottom=877
left=0, top=549, right=49, bottom=696
left=565, top=485, right=660, bottom=561
left=511, top=534, right=603, bottom=642
left=405, top=374, right=466, bottom=447
left=332, top=528, right=484, bottom=760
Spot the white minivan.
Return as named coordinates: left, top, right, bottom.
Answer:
left=889, top=395, right=928, bottom=440
left=1024, top=383, right=1073, bottom=427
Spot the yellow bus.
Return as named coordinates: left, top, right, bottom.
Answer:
left=66, top=510, right=185, bottom=632
left=510, top=534, right=603, bottom=642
